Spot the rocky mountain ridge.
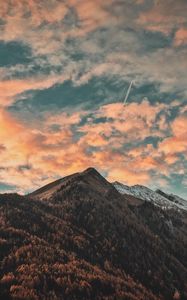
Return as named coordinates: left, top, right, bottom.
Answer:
left=113, top=181, right=187, bottom=211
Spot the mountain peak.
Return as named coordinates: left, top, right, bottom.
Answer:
left=29, top=167, right=112, bottom=200
left=82, top=167, right=100, bottom=176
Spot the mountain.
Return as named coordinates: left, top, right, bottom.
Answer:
left=29, top=168, right=114, bottom=201
left=113, top=181, right=187, bottom=211
left=0, top=168, right=186, bottom=300
left=156, top=189, right=187, bottom=210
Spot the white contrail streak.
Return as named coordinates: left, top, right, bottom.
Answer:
left=123, top=80, right=134, bottom=105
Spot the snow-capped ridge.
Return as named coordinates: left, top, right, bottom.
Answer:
left=113, top=182, right=187, bottom=211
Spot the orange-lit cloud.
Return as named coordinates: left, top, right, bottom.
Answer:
left=0, top=1, right=68, bottom=28
left=68, top=0, right=114, bottom=33
left=174, top=28, right=187, bottom=46
left=107, top=168, right=150, bottom=186
left=0, top=0, right=186, bottom=98
left=0, top=98, right=186, bottom=193
left=137, top=0, right=187, bottom=34
left=158, top=115, right=187, bottom=156
left=0, top=107, right=89, bottom=192
left=0, top=91, right=186, bottom=193
left=0, top=0, right=186, bottom=196
left=0, top=0, right=114, bottom=57
left=0, top=75, right=67, bottom=106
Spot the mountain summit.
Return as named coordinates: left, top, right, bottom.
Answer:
left=29, top=167, right=115, bottom=200
left=0, top=167, right=187, bottom=299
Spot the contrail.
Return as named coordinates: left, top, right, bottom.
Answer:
left=123, top=80, right=134, bottom=105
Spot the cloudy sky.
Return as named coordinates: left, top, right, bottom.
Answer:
left=0, top=0, right=187, bottom=197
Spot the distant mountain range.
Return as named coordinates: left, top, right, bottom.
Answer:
left=0, top=167, right=186, bottom=300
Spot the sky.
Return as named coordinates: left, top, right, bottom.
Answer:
left=0, top=0, right=187, bottom=197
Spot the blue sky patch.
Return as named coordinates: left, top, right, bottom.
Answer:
left=0, top=41, right=32, bottom=67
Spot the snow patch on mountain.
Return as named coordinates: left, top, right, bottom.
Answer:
left=113, top=182, right=187, bottom=211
